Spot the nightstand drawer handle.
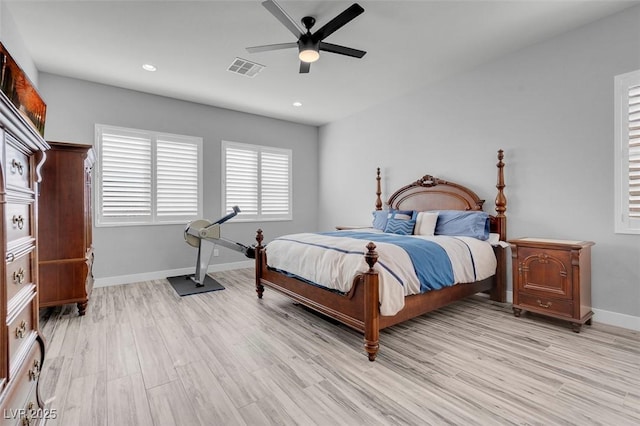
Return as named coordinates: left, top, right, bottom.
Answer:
left=537, top=299, right=552, bottom=309
left=15, top=320, right=27, bottom=338
left=13, top=268, right=25, bottom=284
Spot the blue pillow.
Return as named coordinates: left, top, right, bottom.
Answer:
left=384, top=210, right=416, bottom=235
left=434, top=210, right=490, bottom=240
left=372, top=210, right=388, bottom=231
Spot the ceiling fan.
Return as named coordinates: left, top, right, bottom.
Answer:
left=246, top=0, right=366, bottom=73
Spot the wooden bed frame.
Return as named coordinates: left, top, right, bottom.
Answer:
left=254, top=150, right=507, bottom=361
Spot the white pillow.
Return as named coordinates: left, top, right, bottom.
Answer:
left=414, top=211, right=438, bottom=236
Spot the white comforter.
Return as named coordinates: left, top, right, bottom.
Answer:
left=265, top=231, right=497, bottom=316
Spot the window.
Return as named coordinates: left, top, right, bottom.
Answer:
left=615, top=70, right=640, bottom=234
left=222, top=141, right=292, bottom=221
left=95, top=124, right=202, bottom=226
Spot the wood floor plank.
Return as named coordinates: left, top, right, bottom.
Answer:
left=58, top=372, right=107, bottom=426
left=132, top=325, right=178, bottom=389
left=237, top=402, right=273, bottom=426
left=106, top=322, right=141, bottom=381
left=106, top=373, right=154, bottom=426
left=191, top=334, right=267, bottom=408
left=177, top=360, right=247, bottom=425
left=70, top=323, right=107, bottom=379
left=155, top=316, right=202, bottom=367
left=146, top=380, right=201, bottom=426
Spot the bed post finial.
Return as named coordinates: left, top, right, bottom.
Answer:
left=256, top=229, right=264, bottom=248
left=365, top=242, right=378, bottom=270
left=375, top=168, right=383, bottom=211
left=495, top=150, right=507, bottom=240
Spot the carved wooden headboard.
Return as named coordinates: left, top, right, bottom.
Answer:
left=375, top=150, right=507, bottom=240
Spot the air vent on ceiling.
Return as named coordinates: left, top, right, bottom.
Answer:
left=227, top=57, right=264, bottom=78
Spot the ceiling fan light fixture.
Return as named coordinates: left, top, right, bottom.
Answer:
left=299, top=48, right=319, bottom=63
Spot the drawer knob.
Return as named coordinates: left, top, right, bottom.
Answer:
left=13, top=267, right=25, bottom=284
left=15, top=320, right=27, bottom=339
left=12, top=215, right=25, bottom=230
left=29, top=359, right=40, bottom=381
left=11, top=158, right=24, bottom=175
left=20, top=402, right=34, bottom=425
left=537, top=299, right=553, bottom=309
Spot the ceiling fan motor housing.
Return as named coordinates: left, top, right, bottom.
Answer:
left=301, top=16, right=316, bottom=30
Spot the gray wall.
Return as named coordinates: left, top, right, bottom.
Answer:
left=39, top=73, right=319, bottom=280
left=319, top=7, right=640, bottom=318
left=0, top=1, right=38, bottom=85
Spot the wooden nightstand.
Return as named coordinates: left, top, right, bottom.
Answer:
left=509, top=238, right=594, bottom=332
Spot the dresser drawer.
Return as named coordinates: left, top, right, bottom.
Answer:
left=4, top=138, right=32, bottom=191
left=5, top=249, right=34, bottom=305
left=7, top=300, right=35, bottom=373
left=5, top=203, right=32, bottom=242
left=517, top=293, right=574, bottom=318
left=0, top=341, right=42, bottom=426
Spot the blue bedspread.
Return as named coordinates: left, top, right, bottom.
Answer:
left=322, top=231, right=455, bottom=292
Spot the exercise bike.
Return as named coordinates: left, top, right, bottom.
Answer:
left=183, top=206, right=255, bottom=287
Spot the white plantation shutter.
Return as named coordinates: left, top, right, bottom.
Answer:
left=99, top=129, right=152, bottom=221
left=261, top=150, right=290, bottom=217
left=615, top=70, right=640, bottom=234
left=225, top=146, right=259, bottom=216
left=629, top=84, right=640, bottom=219
left=222, top=141, right=292, bottom=221
left=96, top=125, right=202, bottom=226
left=157, top=138, right=201, bottom=218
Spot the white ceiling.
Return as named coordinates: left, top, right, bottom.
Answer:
left=5, top=0, right=638, bottom=126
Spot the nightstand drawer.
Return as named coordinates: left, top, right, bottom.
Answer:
left=516, top=246, right=572, bottom=299
left=517, top=293, right=573, bottom=318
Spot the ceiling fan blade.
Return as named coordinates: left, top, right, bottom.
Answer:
left=312, top=3, right=364, bottom=42
left=319, top=42, right=366, bottom=58
left=262, top=0, right=303, bottom=38
left=299, top=61, right=310, bottom=73
left=246, top=42, right=298, bottom=53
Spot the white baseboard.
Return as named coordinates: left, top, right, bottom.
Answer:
left=95, top=271, right=639, bottom=331
left=93, top=260, right=254, bottom=288
left=591, top=308, right=640, bottom=331
left=506, top=291, right=639, bottom=331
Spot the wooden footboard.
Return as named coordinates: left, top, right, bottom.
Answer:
left=254, top=231, right=507, bottom=361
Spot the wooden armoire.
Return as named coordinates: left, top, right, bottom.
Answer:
left=0, top=92, right=48, bottom=423
left=38, top=142, right=95, bottom=316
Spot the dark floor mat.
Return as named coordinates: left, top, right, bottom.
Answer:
left=166, top=274, right=225, bottom=296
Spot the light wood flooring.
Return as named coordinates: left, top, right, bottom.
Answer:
left=38, top=268, right=640, bottom=425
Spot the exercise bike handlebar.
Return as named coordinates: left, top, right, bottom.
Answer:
left=206, top=205, right=240, bottom=229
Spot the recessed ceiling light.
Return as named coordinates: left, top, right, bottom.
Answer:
left=292, top=101, right=303, bottom=107
left=142, top=63, right=157, bottom=72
